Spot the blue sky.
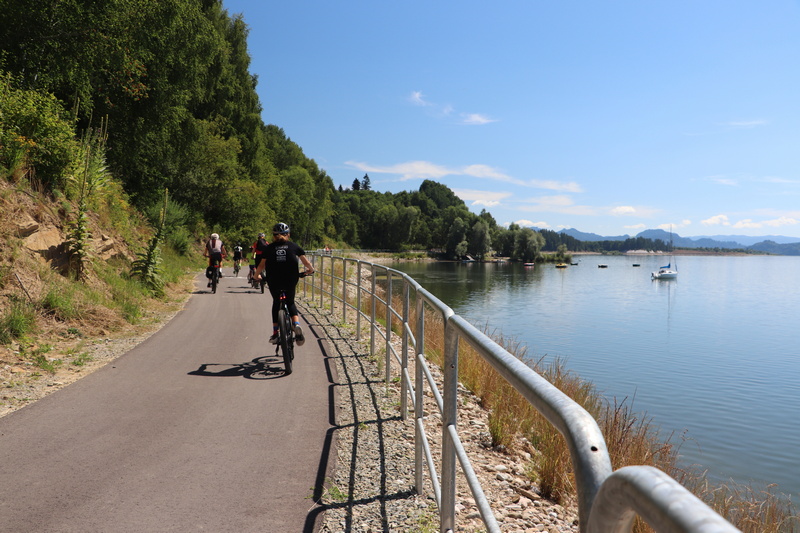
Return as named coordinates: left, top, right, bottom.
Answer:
left=222, top=0, right=800, bottom=239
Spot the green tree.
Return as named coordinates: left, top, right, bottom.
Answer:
left=512, top=227, right=545, bottom=263
left=468, top=220, right=492, bottom=260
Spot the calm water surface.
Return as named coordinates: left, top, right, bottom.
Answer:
left=390, top=255, right=800, bottom=498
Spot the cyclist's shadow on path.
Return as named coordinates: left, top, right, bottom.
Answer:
left=187, top=355, right=287, bottom=379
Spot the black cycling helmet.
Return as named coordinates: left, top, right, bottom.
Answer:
left=273, top=222, right=290, bottom=235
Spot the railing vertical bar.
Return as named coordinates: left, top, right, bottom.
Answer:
left=356, top=261, right=362, bottom=341
left=385, top=272, right=393, bottom=386
left=415, top=296, right=425, bottom=495
left=342, top=259, right=348, bottom=323
left=370, top=263, right=376, bottom=360
left=440, top=321, right=459, bottom=532
left=401, top=280, right=410, bottom=420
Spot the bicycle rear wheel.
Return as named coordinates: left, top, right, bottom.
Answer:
left=278, top=309, right=293, bottom=374
left=211, top=268, right=218, bottom=293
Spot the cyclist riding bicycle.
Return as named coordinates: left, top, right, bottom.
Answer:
left=233, top=244, right=243, bottom=265
left=253, top=223, right=314, bottom=346
left=203, top=233, right=227, bottom=287
left=248, top=233, right=267, bottom=284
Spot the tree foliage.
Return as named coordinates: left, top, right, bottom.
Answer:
left=1, top=2, right=679, bottom=259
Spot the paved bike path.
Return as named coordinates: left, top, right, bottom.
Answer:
left=0, top=271, right=335, bottom=532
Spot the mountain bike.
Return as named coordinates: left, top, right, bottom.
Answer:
left=209, top=259, right=221, bottom=293
left=274, top=272, right=311, bottom=375
left=233, top=259, right=241, bottom=277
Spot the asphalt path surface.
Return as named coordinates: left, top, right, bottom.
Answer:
left=0, top=270, right=336, bottom=532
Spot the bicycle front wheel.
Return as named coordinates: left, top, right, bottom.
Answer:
left=278, top=309, right=293, bottom=374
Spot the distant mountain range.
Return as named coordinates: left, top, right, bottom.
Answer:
left=557, top=228, right=800, bottom=256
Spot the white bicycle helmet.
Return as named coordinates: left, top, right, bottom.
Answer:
left=273, top=222, right=290, bottom=235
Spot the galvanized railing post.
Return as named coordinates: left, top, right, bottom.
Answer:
left=414, top=295, right=425, bottom=495
left=385, top=272, right=393, bottom=385
left=329, top=254, right=335, bottom=314
left=342, top=259, right=348, bottom=323
left=441, top=320, right=459, bottom=532
left=370, top=263, right=377, bottom=359
left=318, top=254, right=325, bottom=309
left=401, top=280, right=410, bottom=420
left=356, top=261, right=362, bottom=341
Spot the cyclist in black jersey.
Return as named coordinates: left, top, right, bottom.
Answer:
left=253, top=223, right=314, bottom=345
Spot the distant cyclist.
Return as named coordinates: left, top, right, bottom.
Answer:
left=253, top=223, right=314, bottom=345
left=248, top=233, right=267, bottom=284
left=203, top=233, right=227, bottom=287
left=232, top=244, right=243, bottom=275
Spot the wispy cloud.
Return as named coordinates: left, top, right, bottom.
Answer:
left=508, top=219, right=551, bottom=229
left=611, top=206, right=636, bottom=216
left=711, top=176, right=739, bottom=186
left=408, top=91, right=497, bottom=125
left=724, top=119, right=768, bottom=128
left=345, top=160, right=582, bottom=192
left=656, top=220, right=691, bottom=231
left=409, top=91, right=432, bottom=106
left=701, top=214, right=730, bottom=227
left=453, top=188, right=511, bottom=208
left=460, top=113, right=497, bottom=125
left=624, top=223, right=647, bottom=231
left=518, top=195, right=597, bottom=216
left=732, top=216, right=799, bottom=230
left=529, top=179, right=583, bottom=193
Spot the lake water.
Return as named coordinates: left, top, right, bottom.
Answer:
left=389, top=254, right=800, bottom=498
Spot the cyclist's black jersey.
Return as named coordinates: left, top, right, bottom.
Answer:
left=258, top=240, right=306, bottom=286
left=233, top=247, right=243, bottom=261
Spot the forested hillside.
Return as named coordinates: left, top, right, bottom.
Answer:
left=1, top=0, right=683, bottom=263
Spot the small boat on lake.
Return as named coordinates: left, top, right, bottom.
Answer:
left=598, top=264, right=608, bottom=268
left=652, top=262, right=678, bottom=280
left=555, top=263, right=568, bottom=269
left=523, top=262, right=535, bottom=267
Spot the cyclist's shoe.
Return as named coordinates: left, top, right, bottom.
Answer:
left=294, top=324, right=305, bottom=346
left=207, top=281, right=211, bottom=288
left=269, top=333, right=279, bottom=345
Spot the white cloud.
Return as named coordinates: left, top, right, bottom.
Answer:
left=460, top=113, right=498, bottom=125
left=345, top=160, right=452, bottom=181
left=409, top=91, right=431, bottom=106
left=701, top=214, right=731, bottom=227
left=611, top=206, right=636, bottom=216
left=625, top=223, right=646, bottom=230
left=453, top=188, right=511, bottom=208
left=712, top=177, right=738, bottom=186
left=512, top=219, right=550, bottom=229
left=656, top=220, right=691, bottom=231
left=529, top=179, right=583, bottom=193
left=345, top=160, right=583, bottom=193
left=731, top=219, right=760, bottom=229
left=519, top=195, right=597, bottom=216
left=732, top=216, right=799, bottom=230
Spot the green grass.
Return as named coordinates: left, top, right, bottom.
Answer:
left=0, top=297, right=37, bottom=343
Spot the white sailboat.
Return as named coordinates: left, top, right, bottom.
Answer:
left=652, top=226, right=678, bottom=280
left=651, top=261, right=678, bottom=280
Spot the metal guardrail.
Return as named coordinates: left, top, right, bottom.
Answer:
left=304, top=253, right=739, bottom=533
